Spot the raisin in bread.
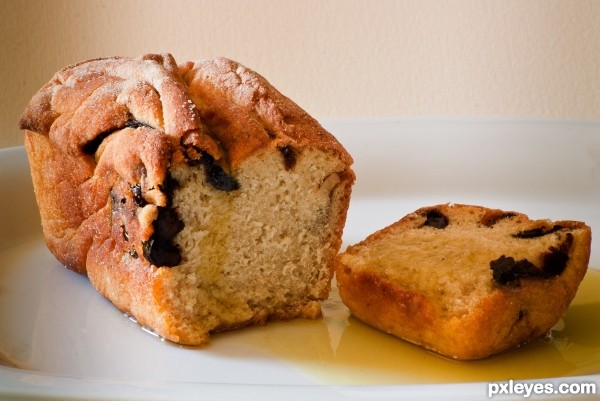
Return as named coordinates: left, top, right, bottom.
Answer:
left=335, top=203, right=591, bottom=360
left=19, top=54, right=354, bottom=345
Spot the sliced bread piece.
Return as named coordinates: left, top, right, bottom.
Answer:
left=335, top=203, right=591, bottom=360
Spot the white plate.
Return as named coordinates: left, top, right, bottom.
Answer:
left=1, top=118, right=599, bottom=401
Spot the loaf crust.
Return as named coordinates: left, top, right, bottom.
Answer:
left=335, top=203, right=591, bottom=360
left=20, top=54, right=354, bottom=345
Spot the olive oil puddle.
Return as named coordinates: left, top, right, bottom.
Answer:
left=213, top=269, right=600, bottom=385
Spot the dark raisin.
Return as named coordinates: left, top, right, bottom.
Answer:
left=542, top=233, right=573, bottom=276
left=82, top=131, right=111, bottom=155
left=142, top=206, right=184, bottom=267
left=490, top=256, right=541, bottom=285
left=201, top=153, right=239, bottom=191
left=278, top=145, right=297, bottom=170
left=183, top=150, right=239, bottom=191
left=423, top=209, right=448, bottom=229
left=153, top=207, right=184, bottom=239
left=82, top=120, right=152, bottom=155
left=481, top=211, right=517, bottom=227
left=205, top=162, right=239, bottom=191
left=134, top=170, right=185, bottom=267
left=131, top=184, right=147, bottom=207
left=490, top=233, right=573, bottom=285
left=159, top=172, right=180, bottom=203
left=513, top=225, right=563, bottom=238
left=142, top=238, right=182, bottom=267
left=124, top=120, right=152, bottom=129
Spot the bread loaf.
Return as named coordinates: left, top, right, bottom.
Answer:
left=335, top=203, right=591, bottom=360
left=20, top=54, right=354, bottom=345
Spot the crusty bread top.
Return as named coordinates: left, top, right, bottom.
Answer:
left=19, top=54, right=352, bottom=170
left=180, top=57, right=353, bottom=168
left=19, top=54, right=221, bottom=161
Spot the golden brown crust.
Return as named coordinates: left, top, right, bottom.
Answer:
left=24, top=131, right=93, bottom=273
left=20, top=54, right=221, bottom=159
left=179, top=57, right=353, bottom=169
left=335, top=203, right=591, bottom=360
left=20, top=53, right=354, bottom=345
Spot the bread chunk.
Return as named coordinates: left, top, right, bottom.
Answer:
left=335, top=203, right=591, bottom=360
left=20, top=54, right=354, bottom=345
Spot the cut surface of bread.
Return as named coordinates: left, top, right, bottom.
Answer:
left=20, top=54, right=354, bottom=345
left=335, top=203, right=591, bottom=360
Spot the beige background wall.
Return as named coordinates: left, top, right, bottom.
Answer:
left=1, top=0, right=599, bottom=149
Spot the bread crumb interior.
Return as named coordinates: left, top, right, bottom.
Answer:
left=347, top=212, right=573, bottom=317
left=164, top=147, right=347, bottom=334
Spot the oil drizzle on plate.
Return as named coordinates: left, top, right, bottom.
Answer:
left=213, top=269, right=600, bottom=385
